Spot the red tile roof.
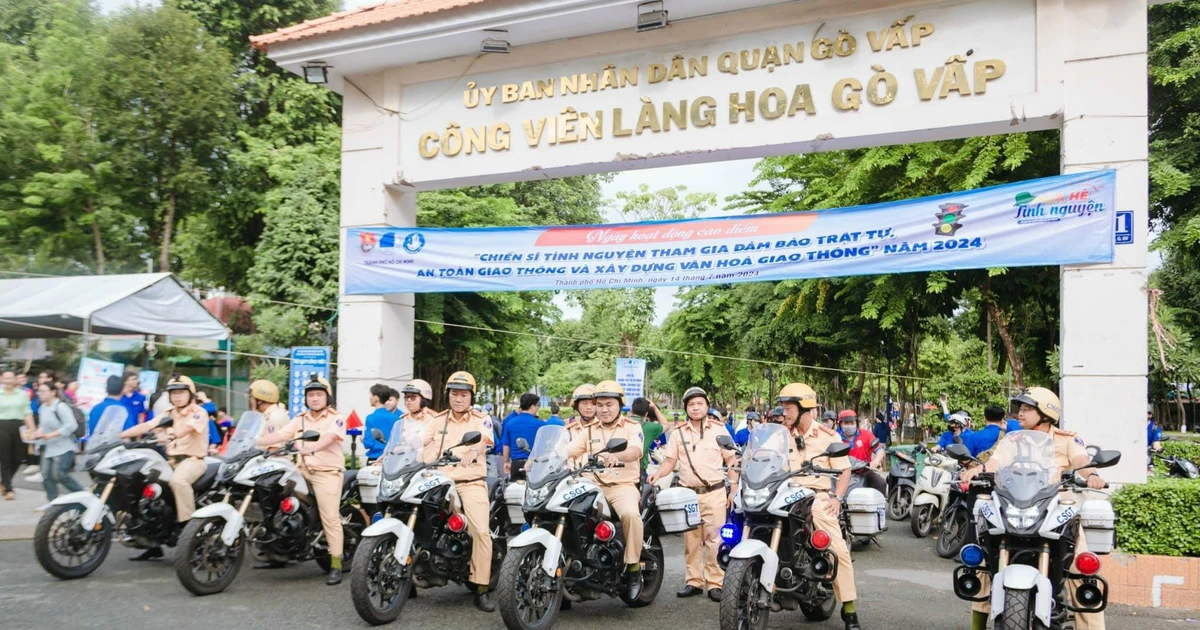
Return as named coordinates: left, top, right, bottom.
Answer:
left=250, top=0, right=493, bottom=51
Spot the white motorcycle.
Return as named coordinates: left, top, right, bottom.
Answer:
left=909, top=449, right=958, bottom=539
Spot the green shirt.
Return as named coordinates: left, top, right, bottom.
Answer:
left=638, top=418, right=664, bottom=469
left=0, top=388, right=32, bottom=421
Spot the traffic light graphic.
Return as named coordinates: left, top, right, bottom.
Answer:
left=934, top=203, right=966, bottom=237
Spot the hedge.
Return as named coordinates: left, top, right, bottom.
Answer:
left=1111, top=477, right=1200, bottom=557
left=1151, top=439, right=1200, bottom=475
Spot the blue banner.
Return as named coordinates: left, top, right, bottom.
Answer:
left=288, top=346, right=330, bottom=418
left=345, top=171, right=1115, bottom=294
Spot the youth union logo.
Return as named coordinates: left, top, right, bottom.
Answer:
left=933, top=203, right=967, bottom=237
left=358, top=232, right=378, bottom=253
left=403, top=233, right=426, bottom=254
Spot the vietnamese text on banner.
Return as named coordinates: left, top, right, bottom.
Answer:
left=344, top=170, right=1115, bottom=294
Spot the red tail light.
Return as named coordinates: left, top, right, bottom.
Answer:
left=594, top=520, right=616, bottom=542
left=280, top=496, right=299, bottom=515
left=447, top=513, right=466, bottom=533
left=810, top=529, right=831, bottom=551
left=1075, top=552, right=1101, bottom=576
left=142, top=483, right=162, bottom=500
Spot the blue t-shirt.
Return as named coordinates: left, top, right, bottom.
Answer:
left=121, top=391, right=147, bottom=423
left=363, top=407, right=403, bottom=461
left=501, top=412, right=544, bottom=460
left=87, top=397, right=134, bottom=436
left=734, top=427, right=751, bottom=446
left=938, top=429, right=971, bottom=451
left=545, top=415, right=564, bottom=427
left=965, top=424, right=1004, bottom=457
left=1148, top=422, right=1163, bottom=446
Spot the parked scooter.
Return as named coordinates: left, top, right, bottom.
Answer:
left=1152, top=437, right=1200, bottom=479
left=885, top=445, right=920, bottom=521
left=910, top=448, right=957, bottom=539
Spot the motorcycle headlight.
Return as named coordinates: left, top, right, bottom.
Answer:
left=218, top=461, right=243, bottom=483
left=742, top=487, right=772, bottom=510
left=1004, top=505, right=1040, bottom=530
left=379, top=476, right=405, bottom=499
left=525, top=485, right=552, bottom=508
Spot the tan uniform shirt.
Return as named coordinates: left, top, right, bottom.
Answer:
left=424, top=409, right=494, bottom=482
left=263, top=404, right=292, bottom=438
left=786, top=422, right=850, bottom=491
left=163, top=404, right=210, bottom=459
left=1051, top=428, right=1088, bottom=471
left=566, top=417, right=644, bottom=486
left=405, top=407, right=437, bottom=430
left=277, top=407, right=346, bottom=471
left=664, top=418, right=736, bottom=489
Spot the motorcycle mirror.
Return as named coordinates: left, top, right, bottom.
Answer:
left=1085, top=445, right=1101, bottom=460
left=370, top=428, right=385, bottom=442
left=516, top=437, right=530, bottom=451
left=459, top=431, right=482, bottom=447
left=300, top=430, right=321, bottom=442
left=1088, top=450, right=1121, bottom=469
left=715, top=434, right=736, bottom=451
left=822, top=443, right=850, bottom=459
left=603, top=438, right=628, bottom=454
left=156, top=417, right=174, bottom=429
left=946, top=443, right=975, bottom=462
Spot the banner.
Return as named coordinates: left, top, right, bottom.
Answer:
left=616, top=358, right=647, bottom=401
left=137, top=370, right=159, bottom=398
left=77, top=358, right=125, bottom=411
left=289, top=346, right=331, bottom=418
left=345, top=170, right=1115, bottom=295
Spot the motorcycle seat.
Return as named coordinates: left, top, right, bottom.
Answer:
left=639, top=483, right=657, bottom=510
left=193, top=462, right=220, bottom=493
left=488, top=478, right=503, bottom=502
left=342, top=469, right=358, bottom=492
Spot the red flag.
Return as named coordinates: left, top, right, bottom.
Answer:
left=345, top=410, right=363, bottom=430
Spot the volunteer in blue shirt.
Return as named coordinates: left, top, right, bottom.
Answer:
left=964, top=405, right=1021, bottom=457
left=120, top=372, right=147, bottom=424
left=500, top=393, right=543, bottom=481
left=1147, top=410, right=1163, bottom=453
left=545, top=403, right=564, bottom=427
left=734, top=411, right=759, bottom=446
left=88, top=375, right=133, bottom=436
left=936, top=413, right=971, bottom=452
left=363, top=384, right=402, bottom=462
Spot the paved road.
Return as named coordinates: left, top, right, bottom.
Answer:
left=0, top=525, right=1193, bottom=629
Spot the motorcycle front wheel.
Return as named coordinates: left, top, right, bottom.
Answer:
left=350, top=535, right=412, bottom=625
left=175, top=517, right=245, bottom=596
left=719, top=557, right=770, bottom=630
left=497, top=545, right=563, bottom=630
left=998, top=588, right=1050, bottom=630
left=936, top=507, right=970, bottom=559
left=910, top=504, right=934, bottom=538
left=887, top=486, right=913, bottom=521
left=33, top=503, right=112, bottom=580
left=620, top=534, right=664, bottom=607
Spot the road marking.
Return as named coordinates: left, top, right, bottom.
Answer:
left=1151, top=575, right=1184, bottom=608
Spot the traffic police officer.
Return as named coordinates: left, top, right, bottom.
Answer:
left=566, top=384, right=596, bottom=468
left=962, top=387, right=1106, bottom=630
left=648, top=387, right=738, bottom=601
left=248, top=379, right=291, bottom=438
left=258, top=375, right=347, bottom=586
left=566, top=380, right=645, bottom=600
left=424, top=371, right=495, bottom=612
left=777, top=383, right=862, bottom=630
left=119, top=373, right=210, bottom=561
left=401, top=379, right=437, bottom=427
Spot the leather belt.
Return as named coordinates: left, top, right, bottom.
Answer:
left=169, top=455, right=203, bottom=464
left=691, top=483, right=725, bottom=495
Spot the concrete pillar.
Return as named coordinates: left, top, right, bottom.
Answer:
left=336, top=71, right=415, bottom=422
left=1058, top=0, right=1148, bottom=484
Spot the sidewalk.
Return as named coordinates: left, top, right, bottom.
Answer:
left=0, top=467, right=91, bottom=541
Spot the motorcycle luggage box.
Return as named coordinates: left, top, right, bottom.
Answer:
left=657, top=487, right=701, bottom=533
left=1080, top=499, right=1115, bottom=554
left=504, top=481, right=527, bottom=524
left=846, top=487, right=887, bottom=535
left=356, top=466, right=381, bottom=505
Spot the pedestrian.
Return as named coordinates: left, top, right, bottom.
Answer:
left=1, top=368, right=36, bottom=501
left=735, top=411, right=759, bottom=446
left=120, top=372, right=147, bottom=424
left=62, top=379, right=79, bottom=405
left=629, top=397, right=665, bottom=476
left=24, top=371, right=53, bottom=475
left=29, top=382, right=84, bottom=509
left=87, top=376, right=131, bottom=436
left=545, top=403, right=564, bottom=426
left=363, top=383, right=401, bottom=463
left=500, top=393, right=543, bottom=480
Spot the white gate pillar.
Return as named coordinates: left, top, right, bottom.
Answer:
left=1058, top=0, right=1149, bottom=484
left=336, top=71, right=415, bottom=420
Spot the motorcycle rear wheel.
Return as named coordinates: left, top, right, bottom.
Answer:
left=175, top=517, right=245, bottom=596
left=887, top=486, right=913, bottom=521
left=719, top=557, right=770, bottom=630
left=34, top=503, right=112, bottom=580
left=350, top=535, right=412, bottom=626
left=798, top=584, right=836, bottom=621
left=910, top=504, right=934, bottom=538
left=620, top=534, right=664, bottom=607
left=316, top=505, right=367, bottom=572
left=497, top=545, right=563, bottom=630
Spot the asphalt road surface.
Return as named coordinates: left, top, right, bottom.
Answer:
left=0, top=525, right=1193, bottom=629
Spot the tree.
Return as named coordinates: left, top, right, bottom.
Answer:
left=614, top=183, right=716, bottom=221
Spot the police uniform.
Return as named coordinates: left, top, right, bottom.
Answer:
left=404, top=407, right=436, bottom=429
left=276, top=407, right=347, bottom=560
left=567, top=417, right=644, bottom=565
left=664, top=417, right=737, bottom=591
left=425, top=408, right=494, bottom=586
left=565, top=415, right=592, bottom=469
left=786, top=421, right=857, bottom=604
left=971, top=427, right=1104, bottom=630
left=162, top=403, right=210, bottom=521
left=262, top=403, right=292, bottom=439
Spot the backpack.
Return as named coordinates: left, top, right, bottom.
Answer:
left=976, top=426, right=1006, bottom=464
left=55, top=400, right=87, bottom=439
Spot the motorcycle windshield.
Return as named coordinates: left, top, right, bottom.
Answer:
left=382, top=420, right=428, bottom=477
left=742, top=423, right=792, bottom=487
left=527, top=425, right=570, bottom=488
left=224, top=412, right=265, bottom=460
left=87, top=405, right=129, bottom=452
left=993, top=430, right=1058, bottom=505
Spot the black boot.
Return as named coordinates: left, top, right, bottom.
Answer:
left=474, top=590, right=496, bottom=612
left=130, top=547, right=163, bottom=561
left=327, top=568, right=342, bottom=585
left=624, top=570, right=643, bottom=601
left=841, top=609, right=861, bottom=630
left=677, top=585, right=703, bottom=598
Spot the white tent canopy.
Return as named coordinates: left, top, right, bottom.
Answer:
left=0, top=273, right=229, bottom=340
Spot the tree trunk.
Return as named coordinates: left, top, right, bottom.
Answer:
left=89, top=205, right=106, bottom=274
left=159, top=191, right=176, bottom=272
left=853, top=355, right=868, bottom=407
left=987, top=301, right=1025, bottom=390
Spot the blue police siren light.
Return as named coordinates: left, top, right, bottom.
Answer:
left=371, top=512, right=383, bottom=524
left=959, top=543, right=985, bottom=568
left=720, top=522, right=740, bottom=545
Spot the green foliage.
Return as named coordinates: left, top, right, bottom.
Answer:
left=1153, top=439, right=1200, bottom=475
left=615, top=183, right=716, bottom=221
left=1112, top=478, right=1200, bottom=557
left=542, top=358, right=611, bottom=398
left=919, top=333, right=1006, bottom=429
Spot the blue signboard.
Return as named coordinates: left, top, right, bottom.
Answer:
left=1115, top=211, right=1133, bottom=245
left=289, top=346, right=331, bottom=418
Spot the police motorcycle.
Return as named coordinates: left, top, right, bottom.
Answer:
left=717, top=423, right=848, bottom=630
left=838, top=458, right=888, bottom=550
left=34, top=406, right=220, bottom=579
left=885, top=445, right=920, bottom=520
left=351, top=423, right=512, bottom=625
left=174, top=412, right=366, bottom=595
left=946, top=432, right=1119, bottom=630
left=497, top=424, right=697, bottom=630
